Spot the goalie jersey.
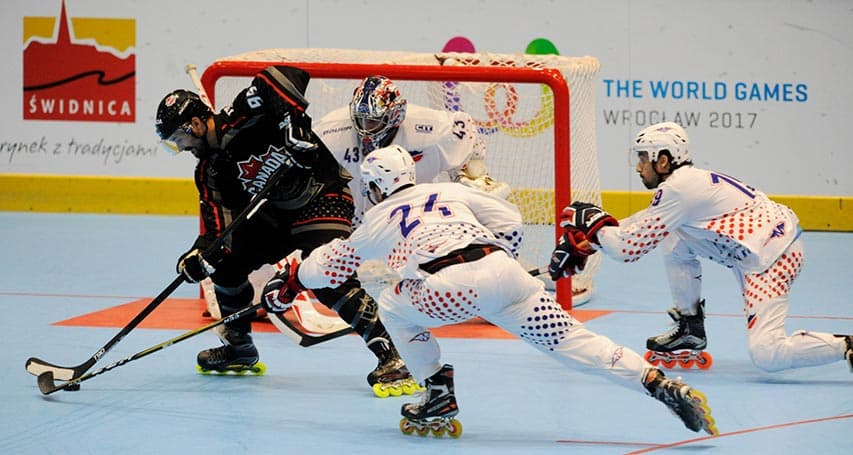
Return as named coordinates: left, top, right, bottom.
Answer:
left=315, top=105, right=478, bottom=225
left=596, top=165, right=801, bottom=274
left=297, top=182, right=524, bottom=290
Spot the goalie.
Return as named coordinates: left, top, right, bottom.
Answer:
left=314, top=75, right=510, bottom=227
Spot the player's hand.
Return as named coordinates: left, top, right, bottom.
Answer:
left=548, top=228, right=596, bottom=281
left=262, top=251, right=306, bottom=313
left=176, top=249, right=216, bottom=283
left=558, top=201, right=618, bottom=244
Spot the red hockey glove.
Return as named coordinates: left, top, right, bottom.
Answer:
left=558, top=201, right=618, bottom=244
left=548, top=228, right=596, bottom=281
left=262, top=251, right=306, bottom=313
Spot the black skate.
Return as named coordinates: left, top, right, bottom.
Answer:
left=837, top=335, right=853, bottom=373
left=400, top=364, right=462, bottom=438
left=643, top=368, right=718, bottom=435
left=367, top=346, right=422, bottom=398
left=197, top=329, right=266, bottom=375
left=645, top=300, right=712, bottom=369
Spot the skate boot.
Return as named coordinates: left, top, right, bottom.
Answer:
left=399, top=364, right=463, bottom=438
left=645, top=300, right=713, bottom=369
left=196, top=327, right=266, bottom=375
left=643, top=368, right=718, bottom=435
left=367, top=342, right=422, bottom=398
left=836, top=335, right=853, bottom=373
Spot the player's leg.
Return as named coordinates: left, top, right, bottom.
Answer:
left=646, top=237, right=710, bottom=368
left=287, top=187, right=415, bottom=393
left=742, top=240, right=849, bottom=372
left=471, top=252, right=717, bottom=434
left=377, top=282, right=461, bottom=436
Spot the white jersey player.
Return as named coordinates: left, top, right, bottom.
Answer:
left=261, top=144, right=718, bottom=437
left=314, top=75, right=509, bottom=226
left=549, top=122, right=852, bottom=373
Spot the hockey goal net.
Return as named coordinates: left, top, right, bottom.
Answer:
left=201, top=48, right=602, bottom=309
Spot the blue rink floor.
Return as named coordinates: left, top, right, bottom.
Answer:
left=0, top=212, right=850, bottom=455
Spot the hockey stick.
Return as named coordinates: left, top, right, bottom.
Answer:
left=37, top=303, right=264, bottom=395
left=268, top=292, right=354, bottom=347
left=185, top=63, right=213, bottom=109
left=27, top=156, right=293, bottom=381
left=528, top=265, right=549, bottom=277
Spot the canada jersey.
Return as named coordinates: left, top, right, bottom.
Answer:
left=315, top=104, right=477, bottom=225
left=297, top=182, right=524, bottom=290
left=597, top=166, right=800, bottom=273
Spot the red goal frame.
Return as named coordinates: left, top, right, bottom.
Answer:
left=202, top=61, right=575, bottom=309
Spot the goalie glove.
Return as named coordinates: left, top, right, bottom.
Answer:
left=455, top=159, right=512, bottom=199
left=262, top=251, right=306, bottom=313
left=548, top=228, right=596, bottom=281
left=176, top=248, right=217, bottom=283
left=559, top=201, right=618, bottom=244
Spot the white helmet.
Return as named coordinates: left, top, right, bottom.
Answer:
left=632, top=122, right=691, bottom=166
left=360, top=144, right=416, bottom=200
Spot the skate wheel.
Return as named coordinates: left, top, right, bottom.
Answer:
left=372, top=383, right=391, bottom=398
left=196, top=365, right=211, bottom=375
left=644, top=350, right=662, bottom=366
left=677, top=353, right=695, bottom=368
left=696, top=352, right=713, bottom=370
left=415, top=425, right=430, bottom=437
left=661, top=357, right=677, bottom=369
left=447, top=419, right=463, bottom=438
left=430, top=424, right=446, bottom=437
left=401, top=381, right=424, bottom=395
left=399, top=418, right=416, bottom=435
left=251, top=362, right=267, bottom=375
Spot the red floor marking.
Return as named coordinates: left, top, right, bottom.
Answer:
left=53, top=298, right=611, bottom=339
left=622, top=413, right=853, bottom=454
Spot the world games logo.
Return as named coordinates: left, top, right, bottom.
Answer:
left=22, top=0, right=135, bottom=122
left=438, top=36, right=559, bottom=138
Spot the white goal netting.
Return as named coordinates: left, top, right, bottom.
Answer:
left=202, top=48, right=602, bottom=308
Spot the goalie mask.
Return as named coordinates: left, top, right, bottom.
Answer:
left=631, top=122, right=691, bottom=167
left=360, top=144, right=416, bottom=204
left=350, top=76, right=407, bottom=153
left=155, top=89, right=212, bottom=156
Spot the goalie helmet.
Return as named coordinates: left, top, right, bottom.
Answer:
left=350, top=76, right=407, bottom=152
left=632, top=122, right=691, bottom=166
left=360, top=144, right=416, bottom=201
left=155, top=89, right=211, bottom=140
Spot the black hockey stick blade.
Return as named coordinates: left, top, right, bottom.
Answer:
left=36, top=303, right=265, bottom=395
left=26, top=275, right=185, bottom=381
left=528, top=265, right=549, bottom=277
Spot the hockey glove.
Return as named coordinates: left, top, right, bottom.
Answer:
left=281, top=111, right=317, bottom=168
left=558, top=201, right=618, bottom=244
left=548, top=228, right=596, bottom=281
left=262, top=251, right=306, bottom=313
left=176, top=249, right=216, bottom=283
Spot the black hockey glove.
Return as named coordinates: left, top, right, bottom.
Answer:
left=176, top=249, right=216, bottom=283
left=558, top=201, right=618, bottom=244
left=548, top=228, right=596, bottom=281
left=262, top=252, right=306, bottom=313
left=281, top=111, right=317, bottom=169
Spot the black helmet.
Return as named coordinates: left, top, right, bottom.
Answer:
left=155, top=89, right=211, bottom=139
